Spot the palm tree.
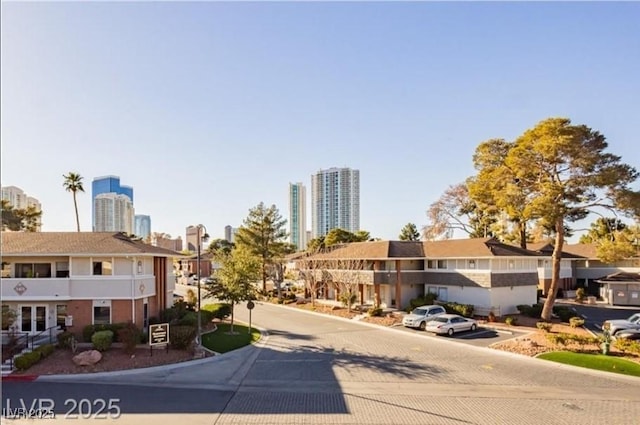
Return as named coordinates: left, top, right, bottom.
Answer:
left=63, top=172, right=84, bottom=232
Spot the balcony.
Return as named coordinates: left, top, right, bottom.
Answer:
left=0, top=276, right=156, bottom=301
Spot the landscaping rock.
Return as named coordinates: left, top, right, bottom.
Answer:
left=72, top=350, right=102, bottom=366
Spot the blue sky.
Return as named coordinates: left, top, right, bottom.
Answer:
left=2, top=1, right=639, bottom=242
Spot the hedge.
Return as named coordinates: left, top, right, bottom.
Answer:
left=169, top=325, right=197, bottom=350
left=14, top=351, right=42, bottom=371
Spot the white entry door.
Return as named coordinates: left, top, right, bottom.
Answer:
left=20, top=305, right=47, bottom=334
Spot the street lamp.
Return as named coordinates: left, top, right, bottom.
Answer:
left=196, top=224, right=209, bottom=345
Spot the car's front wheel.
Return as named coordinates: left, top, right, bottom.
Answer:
left=470, top=323, right=477, bottom=331
left=419, top=321, right=426, bottom=331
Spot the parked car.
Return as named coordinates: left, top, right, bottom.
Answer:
left=402, top=305, right=446, bottom=330
left=425, top=314, right=478, bottom=336
left=603, top=313, right=640, bottom=335
left=614, top=329, right=640, bottom=341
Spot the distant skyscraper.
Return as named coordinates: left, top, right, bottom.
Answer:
left=224, top=225, right=238, bottom=243
left=94, top=193, right=134, bottom=233
left=92, top=176, right=134, bottom=232
left=134, top=215, right=151, bottom=240
left=289, top=183, right=307, bottom=251
left=186, top=225, right=198, bottom=251
left=1, top=185, right=42, bottom=231
left=311, top=167, right=360, bottom=238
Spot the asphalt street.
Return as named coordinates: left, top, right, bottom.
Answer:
left=3, top=301, right=640, bottom=424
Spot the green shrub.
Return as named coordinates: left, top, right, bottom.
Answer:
left=91, top=330, right=114, bottom=352
left=202, top=303, right=232, bottom=320
left=409, top=294, right=437, bottom=310
left=83, top=325, right=96, bottom=343
left=505, top=316, right=517, bottom=326
left=368, top=307, right=383, bottom=317
left=82, top=323, right=127, bottom=343
left=441, top=302, right=474, bottom=317
left=169, top=325, right=197, bottom=350
left=536, top=322, right=553, bottom=332
left=546, top=333, right=567, bottom=346
left=339, top=292, right=357, bottom=308
left=199, top=309, right=215, bottom=325
left=14, top=351, right=41, bottom=371
left=517, top=304, right=544, bottom=318
left=57, top=331, right=74, bottom=348
left=569, top=317, right=585, bottom=328
left=614, top=339, right=640, bottom=355
left=553, top=306, right=575, bottom=323
left=34, top=344, right=55, bottom=358
left=117, top=322, right=141, bottom=355
left=177, top=311, right=198, bottom=327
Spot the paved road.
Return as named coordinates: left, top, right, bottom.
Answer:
left=4, top=301, right=640, bottom=424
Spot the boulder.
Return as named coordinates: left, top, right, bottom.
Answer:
left=72, top=350, right=102, bottom=366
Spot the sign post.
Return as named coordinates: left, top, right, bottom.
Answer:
left=149, top=323, right=170, bottom=356
left=246, top=301, right=255, bottom=335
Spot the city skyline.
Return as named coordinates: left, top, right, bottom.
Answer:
left=2, top=2, right=638, bottom=242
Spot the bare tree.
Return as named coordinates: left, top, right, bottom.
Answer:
left=297, top=254, right=325, bottom=307
left=326, top=258, right=369, bottom=312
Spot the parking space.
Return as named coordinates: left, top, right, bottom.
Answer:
left=394, top=324, right=527, bottom=347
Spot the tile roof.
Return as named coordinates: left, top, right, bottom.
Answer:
left=307, top=238, right=542, bottom=260
left=423, top=238, right=542, bottom=258
left=1, top=232, right=182, bottom=257
left=562, top=243, right=598, bottom=259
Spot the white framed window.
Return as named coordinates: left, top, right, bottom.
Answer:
left=92, top=300, right=112, bottom=325
left=137, top=261, right=143, bottom=274
left=93, top=260, right=112, bottom=276
left=468, top=260, right=476, bottom=269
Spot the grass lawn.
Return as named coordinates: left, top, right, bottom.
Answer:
left=201, top=322, right=261, bottom=353
left=538, top=351, right=640, bottom=377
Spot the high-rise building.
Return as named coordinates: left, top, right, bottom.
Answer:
left=134, top=215, right=151, bottom=240
left=311, top=167, right=360, bottom=238
left=185, top=226, right=198, bottom=251
left=94, top=193, right=134, bottom=233
left=289, top=182, right=307, bottom=251
left=224, top=225, right=239, bottom=243
left=92, top=176, right=134, bottom=232
left=1, top=186, right=42, bottom=231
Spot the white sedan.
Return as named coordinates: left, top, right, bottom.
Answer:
left=425, top=314, right=478, bottom=336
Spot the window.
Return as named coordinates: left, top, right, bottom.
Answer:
left=1, top=263, right=10, bottom=278
left=93, top=306, right=111, bottom=325
left=137, top=261, right=143, bottom=274
left=437, top=260, right=447, bottom=269
left=93, top=261, right=112, bottom=276
left=56, top=305, right=67, bottom=328
left=143, top=302, right=149, bottom=330
left=468, top=260, right=476, bottom=269
left=16, top=263, right=51, bottom=278
left=427, top=260, right=435, bottom=269
left=56, top=262, right=69, bottom=278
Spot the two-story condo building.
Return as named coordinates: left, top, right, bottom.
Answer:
left=1, top=232, right=180, bottom=336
